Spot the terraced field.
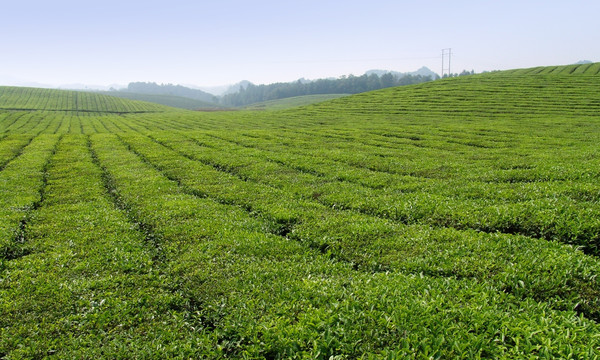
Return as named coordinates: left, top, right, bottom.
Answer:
left=243, top=94, right=350, bottom=110
left=1, top=63, right=600, bottom=358
left=0, top=86, right=171, bottom=113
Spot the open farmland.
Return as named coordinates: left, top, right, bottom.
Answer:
left=0, top=86, right=171, bottom=114
left=1, top=64, right=600, bottom=358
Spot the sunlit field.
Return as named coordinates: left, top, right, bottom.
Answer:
left=1, top=63, right=600, bottom=358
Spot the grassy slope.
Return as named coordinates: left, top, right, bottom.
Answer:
left=0, top=86, right=174, bottom=113
left=292, top=65, right=600, bottom=120
left=243, top=94, right=350, bottom=110
left=1, top=63, right=600, bottom=358
left=164, top=62, right=600, bottom=130
left=97, top=91, right=228, bottom=110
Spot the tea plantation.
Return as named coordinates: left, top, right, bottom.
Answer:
left=1, top=63, right=600, bottom=358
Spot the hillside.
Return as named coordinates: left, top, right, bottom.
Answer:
left=292, top=62, right=600, bottom=120
left=1, top=64, right=600, bottom=358
left=243, top=94, right=349, bottom=110
left=502, top=62, right=600, bottom=75
left=98, top=91, right=228, bottom=110
left=107, top=68, right=438, bottom=109
left=220, top=71, right=434, bottom=107
left=0, top=86, right=172, bottom=113
left=166, top=62, right=600, bottom=130
left=125, top=82, right=218, bottom=103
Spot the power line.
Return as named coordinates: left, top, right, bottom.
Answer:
left=262, top=55, right=442, bottom=65
left=441, top=48, right=452, bottom=77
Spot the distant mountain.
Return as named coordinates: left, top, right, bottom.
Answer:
left=575, top=60, right=593, bottom=65
left=123, top=82, right=218, bottom=103
left=366, top=66, right=439, bottom=80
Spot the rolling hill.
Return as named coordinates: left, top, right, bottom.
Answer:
left=98, top=91, right=229, bottom=110
left=1, top=63, right=600, bottom=358
left=292, top=62, right=600, bottom=120
left=0, top=86, right=173, bottom=113
left=243, top=93, right=350, bottom=110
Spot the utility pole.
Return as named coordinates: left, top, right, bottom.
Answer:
left=441, top=48, right=452, bottom=78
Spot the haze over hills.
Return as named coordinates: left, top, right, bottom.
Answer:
left=106, top=67, right=440, bottom=108
left=3, top=62, right=593, bottom=111
left=365, top=66, right=438, bottom=79
left=123, top=82, right=218, bottom=103
left=1, top=66, right=439, bottom=95
left=0, top=75, right=125, bottom=91
left=97, top=91, right=227, bottom=111
left=196, top=67, right=439, bottom=96
left=2, top=62, right=600, bottom=358
left=195, top=80, right=253, bottom=96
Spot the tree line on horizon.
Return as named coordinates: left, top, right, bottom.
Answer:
left=119, top=70, right=477, bottom=108
left=220, top=73, right=436, bottom=106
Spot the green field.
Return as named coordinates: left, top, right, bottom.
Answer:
left=244, top=94, right=350, bottom=110
left=0, top=86, right=171, bottom=114
left=1, top=63, right=600, bottom=358
left=97, top=91, right=228, bottom=110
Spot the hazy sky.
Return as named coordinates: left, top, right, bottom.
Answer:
left=1, top=0, right=599, bottom=87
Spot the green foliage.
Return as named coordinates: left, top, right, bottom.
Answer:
left=0, top=135, right=212, bottom=357
left=244, top=94, right=350, bottom=110
left=220, top=73, right=434, bottom=107
left=126, top=81, right=218, bottom=103
left=0, top=86, right=172, bottom=114
left=0, top=135, right=59, bottom=259
left=100, top=91, right=226, bottom=110
left=1, top=63, right=600, bottom=358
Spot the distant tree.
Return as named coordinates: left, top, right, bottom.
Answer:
left=442, top=70, right=475, bottom=78
left=219, top=72, right=434, bottom=106
left=380, top=73, right=395, bottom=88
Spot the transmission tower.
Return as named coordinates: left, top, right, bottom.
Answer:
left=441, top=48, right=452, bottom=78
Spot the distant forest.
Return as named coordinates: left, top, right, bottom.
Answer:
left=220, top=73, right=434, bottom=106
left=118, top=71, right=460, bottom=107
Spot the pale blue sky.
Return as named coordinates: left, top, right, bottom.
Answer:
left=1, top=0, right=599, bottom=87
